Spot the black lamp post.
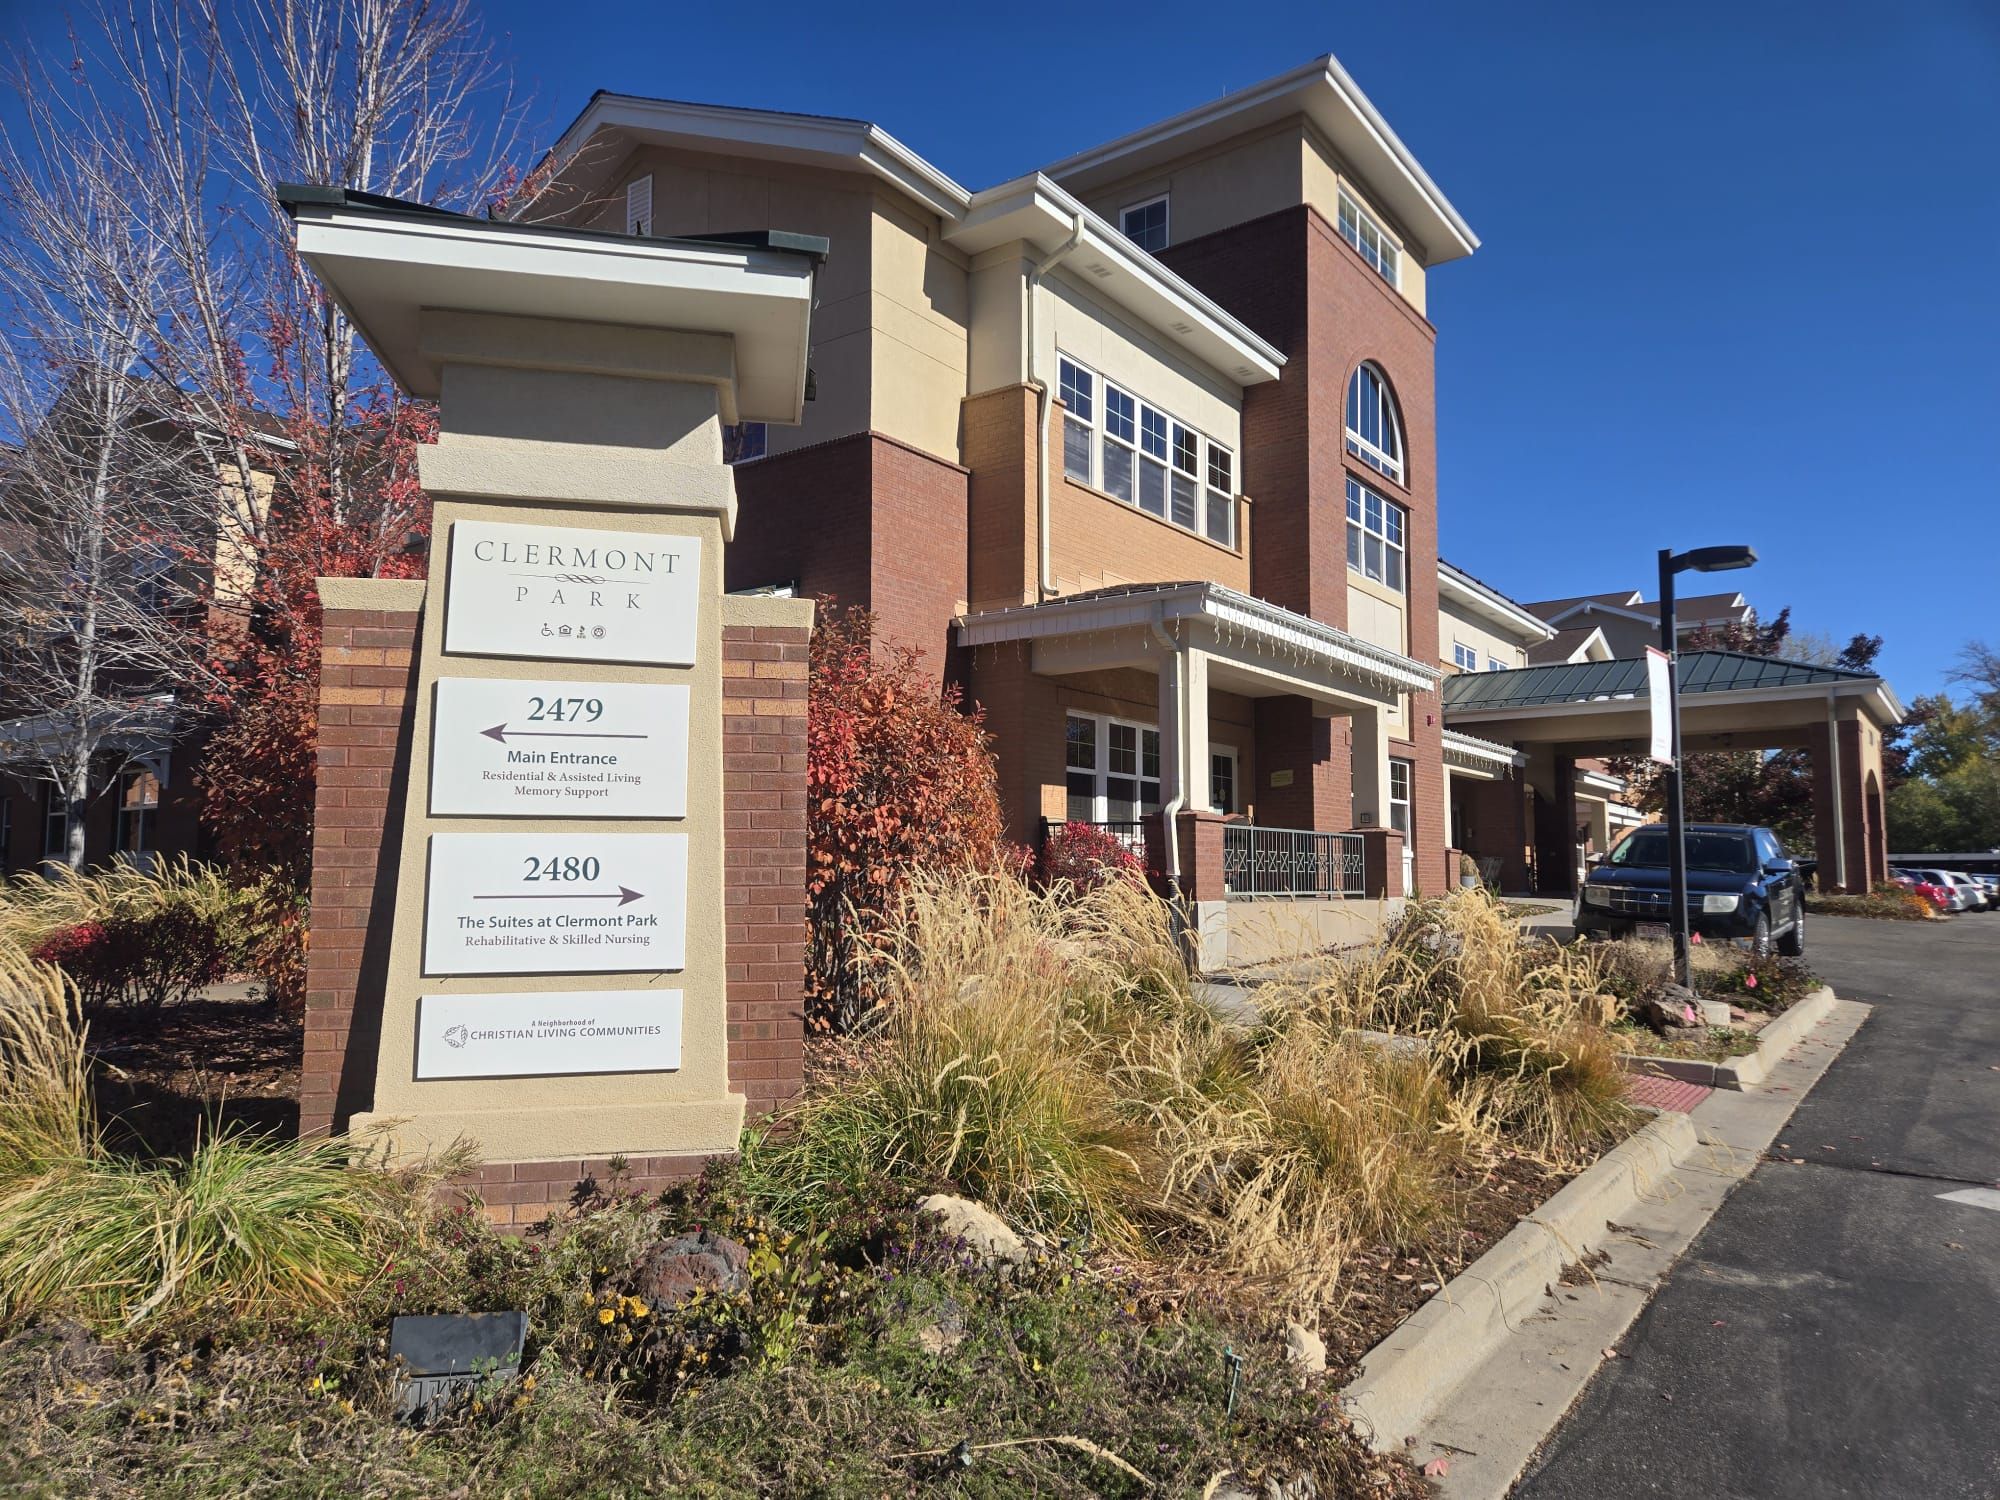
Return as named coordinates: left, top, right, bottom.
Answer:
left=1659, top=544, right=1758, bottom=989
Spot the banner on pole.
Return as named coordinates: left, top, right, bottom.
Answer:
left=1646, top=647, right=1674, bottom=765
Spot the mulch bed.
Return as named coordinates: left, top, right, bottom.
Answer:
left=84, top=994, right=302, bottom=1157
left=1320, top=1148, right=1591, bottom=1385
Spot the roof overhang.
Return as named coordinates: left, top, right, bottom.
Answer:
left=536, top=92, right=972, bottom=222
left=1542, top=595, right=1748, bottom=632
left=282, top=187, right=823, bottom=424
left=1042, top=53, right=1478, bottom=267
left=1446, top=674, right=1907, bottom=745
left=947, top=174, right=1284, bottom=387
left=957, top=581, right=1437, bottom=697
left=1576, top=769, right=1627, bottom=796
left=1442, top=728, right=1525, bottom=773
left=1438, top=562, right=1555, bottom=644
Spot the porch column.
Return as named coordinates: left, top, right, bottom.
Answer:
left=1348, top=703, right=1392, bottom=832
left=1156, top=639, right=1213, bottom=815
left=1810, top=709, right=1879, bottom=895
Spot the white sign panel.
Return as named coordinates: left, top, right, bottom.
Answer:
left=415, top=989, right=683, bottom=1079
left=430, top=678, right=689, bottom=818
left=1646, top=646, right=1674, bottom=766
left=443, top=519, right=701, bottom=665
left=424, top=832, right=687, bottom=975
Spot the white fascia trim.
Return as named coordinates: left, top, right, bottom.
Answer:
left=948, top=174, right=1284, bottom=385
left=1608, top=804, right=1648, bottom=824
left=1041, top=53, right=1477, bottom=265
left=1438, top=563, right=1556, bottom=643
left=1543, top=597, right=1749, bottom=632
left=544, top=94, right=971, bottom=220
left=1445, top=675, right=1904, bottom=728
left=1442, top=728, right=1525, bottom=769
left=1577, top=769, right=1627, bottom=795
left=956, top=582, right=1435, bottom=694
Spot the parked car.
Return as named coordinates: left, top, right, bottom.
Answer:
left=1978, top=874, right=2000, bottom=910
left=1890, top=872, right=1953, bottom=913
left=1899, top=867, right=1984, bottom=913
left=1576, top=823, right=1805, bottom=957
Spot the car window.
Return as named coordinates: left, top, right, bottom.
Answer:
left=1608, top=828, right=1756, bottom=873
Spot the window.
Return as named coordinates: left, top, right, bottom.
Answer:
left=722, top=422, right=767, bottom=464
left=1336, top=191, right=1399, bottom=287
left=1056, top=353, right=1237, bottom=548
left=1487, top=657, right=1507, bottom=673
left=117, top=767, right=159, bottom=864
left=1064, top=712, right=1161, bottom=824
left=1388, top=757, right=1413, bottom=839
left=625, top=174, right=652, bottom=237
left=1119, top=196, right=1168, bottom=253
left=1058, top=357, right=1095, bottom=483
left=1452, top=642, right=1478, bottom=672
left=1210, top=748, right=1238, bottom=816
left=1345, top=363, right=1404, bottom=482
left=41, top=788, right=66, bottom=861
left=1345, top=476, right=1406, bottom=591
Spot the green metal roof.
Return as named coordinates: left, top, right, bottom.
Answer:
left=1440, top=651, right=1881, bottom=713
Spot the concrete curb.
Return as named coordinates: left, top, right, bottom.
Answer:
left=1617, top=984, right=1838, bottom=1090
left=1341, top=1109, right=1697, bottom=1451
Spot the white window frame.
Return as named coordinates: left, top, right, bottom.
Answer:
left=1452, top=641, right=1478, bottom=672
left=1209, top=744, right=1239, bottom=816
left=1064, top=711, right=1161, bottom=826
left=625, top=174, right=653, bottom=237
left=41, top=787, right=67, bottom=860
left=1389, top=757, right=1413, bottom=838
left=1344, top=362, right=1404, bottom=482
left=1345, top=476, right=1406, bottom=592
left=1487, top=656, right=1508, bottom=673
left=1119, top=195, right=1169, bottom=253
left=1056, top=352, right=1238, bottom=550
left=1336, top=190, right=1400, bottom=287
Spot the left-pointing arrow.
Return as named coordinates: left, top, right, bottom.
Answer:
left=481, top=723, right=650, bottom=744
left=473, top=886, right=645, bottom=906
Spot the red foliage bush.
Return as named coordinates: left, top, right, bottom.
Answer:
left=806, top=602, right=1005, bottom=1032
left=1039, top=822, right=1146, bottom=892
left=33, top=914, right=232, bottom=1011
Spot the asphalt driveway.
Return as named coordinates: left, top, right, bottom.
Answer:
left=1515, top=910, right=2000, bottom=1499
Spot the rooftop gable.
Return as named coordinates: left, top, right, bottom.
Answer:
left=1041, top=53, right=1477, bottom=266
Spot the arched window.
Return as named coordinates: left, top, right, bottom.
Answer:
left=1345, top=363, right=1404, bottom=483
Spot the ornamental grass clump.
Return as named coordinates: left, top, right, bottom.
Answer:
left=0, top=941, right=427, bottom=1332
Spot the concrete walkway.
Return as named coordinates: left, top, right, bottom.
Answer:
left=1515, top=912, right=2000, bottom=1498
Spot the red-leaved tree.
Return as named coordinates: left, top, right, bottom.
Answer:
left=806, top=603, right=1006, bottom=1032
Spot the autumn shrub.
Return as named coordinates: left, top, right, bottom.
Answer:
left=1039, top=820, right=1146, bottom=891
left=1806, top=884, right=1937, bottom=921
left=805, top=602, right=1006, bottom=1032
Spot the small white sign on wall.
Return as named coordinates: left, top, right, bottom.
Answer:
left=429, top=678, right=689, bottom=818
left=423, top=831, right=688, bottom=976
left=415, top=988, right=683, bottom=1079
left=443, top=519, right=701, bottom=665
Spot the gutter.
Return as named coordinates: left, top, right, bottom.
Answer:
left=1026, top=213, right=1086, bottom=600
left=1149, top=607, right=1184, bottom=887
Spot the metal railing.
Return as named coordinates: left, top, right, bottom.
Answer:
left=1222, top=822, right=1365, bottom=899
left=1039, top=818, right=1151, bottom=863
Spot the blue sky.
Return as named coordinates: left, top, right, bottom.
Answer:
left=6, top=0, right=1995, bottom=700
left=479, top=0, right=1998, bottom=701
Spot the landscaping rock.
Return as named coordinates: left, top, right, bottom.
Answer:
left=914, top=1194, right=1028, bottom=1266
left=1283, top=1321, right=1327, bottom=1374
left=1211, top=1476, right=1318, bottom=1500
left=631, top=1229, right=749, bottom=1310
left=915, top=1297, right=967, bottom=1356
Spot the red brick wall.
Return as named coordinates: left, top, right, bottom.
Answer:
left=300, top=594, right=813, bottom=1226
left=301, top=602, right=421, bottom=1140
left=866, top=435, right=969, bottom=671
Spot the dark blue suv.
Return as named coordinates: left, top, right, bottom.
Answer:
left=1574, top=822, right=1805, bottom=958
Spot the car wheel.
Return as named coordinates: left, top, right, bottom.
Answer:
left=1751, top=913, right=1772, bottom=959
left=1778, top=903, right=1805, bottom=957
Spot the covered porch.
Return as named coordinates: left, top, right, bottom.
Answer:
left=1441, top=652, right=1906, bottom=898
left=958, top=581, right=1440, bottom=965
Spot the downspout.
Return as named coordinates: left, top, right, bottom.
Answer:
left=1027, top=213, right=1087, bottom=600
left=1150, top=608, right=1184, bottom=889
left=1825, top=688, right=1846, bottom=893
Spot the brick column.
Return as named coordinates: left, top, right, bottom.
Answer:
left=1355, top=826, right=1406, bottom=899
left=1174, top=809, right=1231, bottom=903
left=301, top=578, right=424, bottom=1140
left=721, top=599, right=812, bottom=1122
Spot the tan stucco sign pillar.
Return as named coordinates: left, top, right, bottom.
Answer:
left=285, top=188, right=823, bottom=1176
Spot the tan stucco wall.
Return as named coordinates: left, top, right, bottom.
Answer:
left=868, top=195, right=970, bottom=462
left=1439, top=600, right=1528, bottom=672
left=1072, top=122, right=1306, bottom=248
left=1223, top=896, right=1393, bottom=966
left=1301, top=129, right=1426, bottom=316
left=1043, top=271, right=1244, bottom=449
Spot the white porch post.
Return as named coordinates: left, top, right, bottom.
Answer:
left=1155, top=636, right=1184, bottom=816
left=1182, top=648, right=1212, bottom=812
left=1349, top=703, right=1391, bottom=829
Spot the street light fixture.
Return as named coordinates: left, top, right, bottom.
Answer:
left=1659, top=543, right=1757, bottom=990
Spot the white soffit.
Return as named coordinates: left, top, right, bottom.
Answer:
left=948, top=174, right=1284, bottom=386
left=1042, top=53, right=1478, bottom=267
left=1438, top=563, right=1556, bottom=643
left=546, top=93, right=972, bottom=221
left=290, top=205, right=818, bottom=424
